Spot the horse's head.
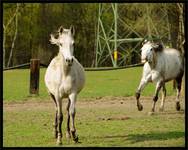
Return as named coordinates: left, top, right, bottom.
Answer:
left=141, top=40, right=163, bottom=64
left=140, top=41, right=153, bottom=63
left=50, top=25, right=75, bottom=66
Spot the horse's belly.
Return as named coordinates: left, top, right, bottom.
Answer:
left=72, top=61, right=85, bottom=93
left=164, top=71, right=179, bottom=82
left=164, top=62, right=181, bottom=81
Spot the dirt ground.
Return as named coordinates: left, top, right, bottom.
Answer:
left=4, top=96, right=185, bottom=118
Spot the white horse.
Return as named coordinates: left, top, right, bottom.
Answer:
left=44, top=26, right=85, bottom=145
left=135, top=40, right=184, bottom=113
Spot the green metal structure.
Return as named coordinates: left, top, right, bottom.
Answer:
left=95, top=3, right=172, bottom=67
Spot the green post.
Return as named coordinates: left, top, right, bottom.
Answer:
left=114, top=3, right=118, bottom=67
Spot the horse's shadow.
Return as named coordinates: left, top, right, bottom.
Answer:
left=126, top=131, right=184, bottom=144
left=94, top=131, right=184, bottom=144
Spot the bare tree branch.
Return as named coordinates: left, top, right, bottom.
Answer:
left=7, top=3, right=20, bottom=67
left=3, top=3, right=20, bottom=68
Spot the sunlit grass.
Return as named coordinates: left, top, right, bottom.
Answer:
left=3, top=67, right=176, bottom=102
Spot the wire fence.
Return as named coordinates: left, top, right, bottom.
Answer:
left=3, top=62, right=144, bottom=71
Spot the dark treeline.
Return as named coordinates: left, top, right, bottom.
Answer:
left=3, top=3, right=185, bottom=68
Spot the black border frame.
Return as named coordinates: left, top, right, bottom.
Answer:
left=1, top=0, right=187, bottom=149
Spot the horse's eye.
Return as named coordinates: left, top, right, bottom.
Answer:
left=72, top=42, right=75, bottom=47
left=59, top=43, right=63, bottom=47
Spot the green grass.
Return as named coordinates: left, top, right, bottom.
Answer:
left=3, top=67, right=176, bottom=102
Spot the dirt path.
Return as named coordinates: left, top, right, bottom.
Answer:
left=4, top=96, right=185, bottom=114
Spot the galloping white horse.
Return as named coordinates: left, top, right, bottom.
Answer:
left=135, top=40, right=184, bottom=113
left=45, top=26, right=85, bottom=145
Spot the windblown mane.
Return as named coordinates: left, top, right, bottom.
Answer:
left=152, top=42, right=164, bottom=52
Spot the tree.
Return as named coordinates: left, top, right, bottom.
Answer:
left=3, top=3, right=19, bottom=68
left=177, top=3, right=185, bottom=55
left=2, top=3, right=185, bottom=68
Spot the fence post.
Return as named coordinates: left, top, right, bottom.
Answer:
left=30, top=59, right=40, bottom=95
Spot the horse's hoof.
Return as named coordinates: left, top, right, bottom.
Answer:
left=176, top=102, right=180, bottom=111
left=73, top=136, right=79, bottom=143
left=148, top=111, right=155, bottom=116
left=159, top=107, right=164, bottom=112
left=137, top=104, right=143, bottom=111
left=56, top=140, right=62, bottom=145
left=56, top=135, right=62, bottom=145
left=66, top=131, right=71, bottom=140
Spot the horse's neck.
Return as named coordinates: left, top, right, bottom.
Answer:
left=57, top=52, right=71, bottom=76
left=148, top=60, right=156, bottom=70
left=150, top=52, right=165, bottom=75
left=149, top=51, right=159, bottom=69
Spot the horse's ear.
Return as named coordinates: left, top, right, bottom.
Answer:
left=153, top=43, right=164, bottom=52
left=58, top=26, right=64, bottom=34
left=70, top=25, right=75, bottom=36
left=50, top=34, right=59, bottom=45
left=142, top=39, right=149, bottom=46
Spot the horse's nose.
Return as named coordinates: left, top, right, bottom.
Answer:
left=66, top=58, right=73, bottom=66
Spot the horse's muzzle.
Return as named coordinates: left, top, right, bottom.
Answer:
left=141, top=59, right=147, bottom=63
left=66, top=58, right=73, bottom=66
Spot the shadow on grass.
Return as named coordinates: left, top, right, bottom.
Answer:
left=158, top=110, right=184, bottom=115
left=126, top=131, right=184, bottom=144
left=94, top=131, right=184, bottom=144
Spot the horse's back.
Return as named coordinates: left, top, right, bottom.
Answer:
left=159, top=48, right=184, bottom=81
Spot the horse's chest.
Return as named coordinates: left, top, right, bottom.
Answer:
left=59, top=76, right=75, bottom=96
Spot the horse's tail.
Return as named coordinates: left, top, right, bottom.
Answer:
left=173, top=80, right=176, bottom=90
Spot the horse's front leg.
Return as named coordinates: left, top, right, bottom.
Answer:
left=136, top=74, right=151, bottom=111
left=151, top=80, right=163, bottom=112
left=55, top=95, right=63, bottom=145
left=69, top=93, right=79, bottom=143
left=66, top=98, right=71, bottom=140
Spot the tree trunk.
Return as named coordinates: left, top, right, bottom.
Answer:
left=3, top=25, right=6, bottom=69
left=177, top=3, right=185, bottom=54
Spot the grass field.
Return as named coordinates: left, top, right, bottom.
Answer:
left=3, top=67, right=185, bottom=147
left=3, top=67, right=177, bottom=102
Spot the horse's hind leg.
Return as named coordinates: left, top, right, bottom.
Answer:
left=69, top=93, right=79, bottom=143
left=50, top=93, right=58, bottom=139
left=159, top=84, right=166, bottom=111
left=175, top=77, right=183, bottom=111
left=66, top=98, right=71, bottom=140
left=50, top=93, right=63, bottom=145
